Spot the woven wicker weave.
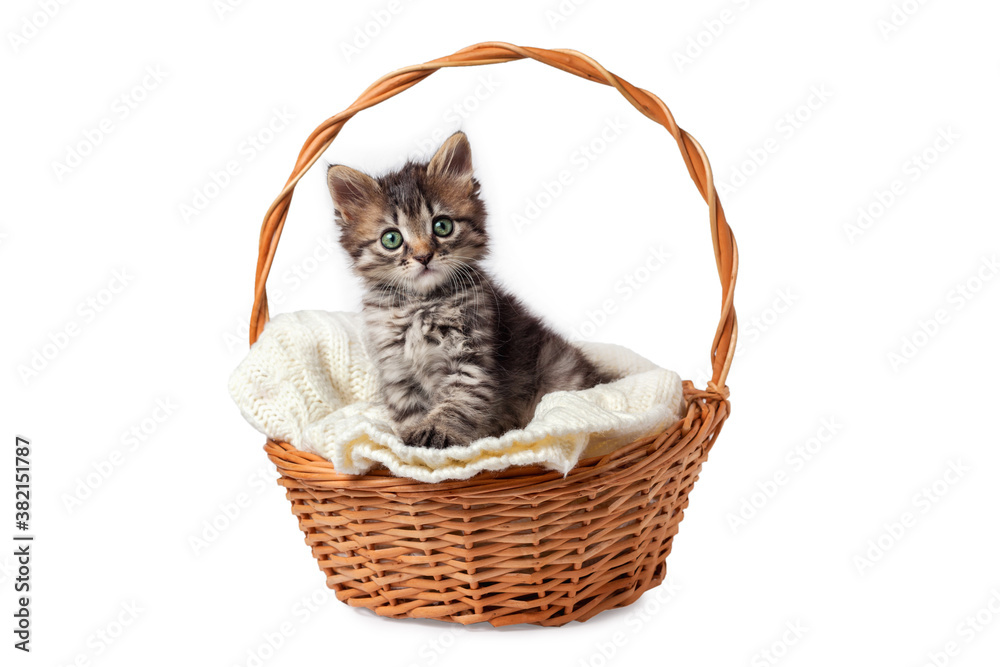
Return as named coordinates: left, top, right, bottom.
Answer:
left=248, top=42, right=738, bottom=627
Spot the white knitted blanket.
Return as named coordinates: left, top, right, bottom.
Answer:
left=229, top=311, right=685, bottom=482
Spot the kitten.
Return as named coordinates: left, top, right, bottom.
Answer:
left=327, top=132, right=612, bottom=449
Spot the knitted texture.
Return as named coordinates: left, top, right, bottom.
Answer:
left=229, top=311, right=685, bottom=482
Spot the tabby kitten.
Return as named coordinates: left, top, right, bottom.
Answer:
left=327, top=132, right=611, bottom=449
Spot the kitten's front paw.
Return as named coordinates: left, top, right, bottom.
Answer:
left=403, top=425, right=462, bottom=449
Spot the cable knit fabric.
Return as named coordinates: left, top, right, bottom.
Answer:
left=228, top=311, right=685, bottom=483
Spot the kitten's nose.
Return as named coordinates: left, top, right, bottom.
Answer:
left=413, top=252, right=433, bottom=266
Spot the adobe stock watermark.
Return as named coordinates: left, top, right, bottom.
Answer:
left=693, top=287, right=798, bottom=387
left=339, top=0, right=415, bottom=63
left=671, top=0, right=758, bottom=73
left=575, top=578, right=681, bottom=667
left=224, top=316, right=253, bottom=355
left=61, top=398, right=179, bottom=514
left=402, top=628, right=461, bottom=667
left=843, top=126, right=958, bottom=244
left=222, top=233, right=341, bottom=353
left=16, top=268, right=134, bottom=385
left=717, top=85, right=833, bottom=199
left=877, top=0, right=932, bottom=40
left=751, top=620, right=808, bottom=667
left=916, top=588, right=1000, bottom=667
left=179, top=106, right=295, bottom=223
left=511, top=116, right=628, bottom=233
left=57, top=601, right=144, bottom=665
left=213, top=0, right=249, bottom=20
left=188, top=465, right=279, bottom=556
left=392, top=74, right=502, bottom=164
left=886, top=254, right=997, bottom=372
left=51, top=65, right=168, bottom=182
left=853, top=459, right=970, bottom=575
left=569, top=246, right=671, bottom=342
left=543, top=0, right=592, bottom=30
left=726, top=417, right=843, bottom=534
left=233, top=585, right=334, bottom=667
left=7, top=0, right=72, bottom=53
left=0, top=554, right=17, bottom=587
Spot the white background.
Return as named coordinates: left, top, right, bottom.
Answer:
left=3, top=0, right=999, bottom=665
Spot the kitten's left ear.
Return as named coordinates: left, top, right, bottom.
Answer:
left=428, top=131, right=474, bottom=183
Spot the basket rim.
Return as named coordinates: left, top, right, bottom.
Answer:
left=264, top=382, right=729, bottom=493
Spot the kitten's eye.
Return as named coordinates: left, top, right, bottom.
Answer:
left=380, top=230, right=402, bottom=250
left=432, top=216, right=454, bottom=237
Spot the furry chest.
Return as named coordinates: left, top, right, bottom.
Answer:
left=368, top=306, right=467, bottom=378
left=401, top=310, right=462, bottom=367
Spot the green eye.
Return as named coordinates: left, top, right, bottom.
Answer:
left=380, top=230, right=402, bottom=249
left=432, top=217, right=454, bottom=237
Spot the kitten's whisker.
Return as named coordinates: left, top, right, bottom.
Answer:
left=445, top=260, right=479, bottom=318
left=454, top=259, right=502, bottom=320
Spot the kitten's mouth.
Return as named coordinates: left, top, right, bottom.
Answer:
left=411, top=264, right=447, bottom=293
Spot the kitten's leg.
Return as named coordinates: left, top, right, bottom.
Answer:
left=402, top=363, right=497, bottom=449
left=381, top=374, right=432, bottom=435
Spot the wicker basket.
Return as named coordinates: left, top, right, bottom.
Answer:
left=249, top=42, right=738, bottom=627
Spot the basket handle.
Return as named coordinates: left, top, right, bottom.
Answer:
left=249, top=42, right=738, bottom=395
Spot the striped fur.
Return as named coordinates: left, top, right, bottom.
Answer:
left=328, top=132, right=611, bottom=448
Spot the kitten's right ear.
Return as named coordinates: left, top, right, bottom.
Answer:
left=327, top=165, right=380, bottom=223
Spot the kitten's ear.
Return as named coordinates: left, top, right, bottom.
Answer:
left=327, top=165, right=380, bottom=223
left=428, top=131, right=474, bottom=182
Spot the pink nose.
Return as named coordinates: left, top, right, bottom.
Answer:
left=414, top=252, right=433, bottom=266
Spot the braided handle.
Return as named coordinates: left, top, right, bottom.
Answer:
left=249, top=42, right=738, bottom=393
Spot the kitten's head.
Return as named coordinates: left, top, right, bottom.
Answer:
left=327, top=132, right=488, bottom=295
